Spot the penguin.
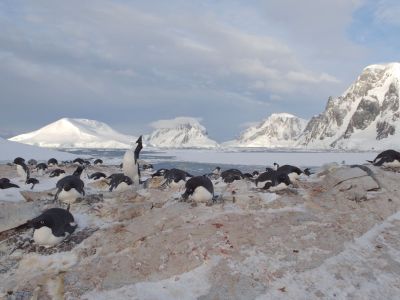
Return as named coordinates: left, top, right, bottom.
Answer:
left=205, top=166, right=221, bottom=180
left=84, top=160, right=91, bottom=166
left=122, top=135, right=143, bottom=185
left=72, top=165, right=84, bottom=177
left=27, top=207, right=77, bottom=247
left=221, top=169, right=243, bottom=183
left=26, top=178, right=39, bottom=190
left=255, top=169, right=275, bottom=187
left=0, top=178, right=19, bottom=189
left=94, top=159, right=103, bottom=165
left=89, top=172, right=107, bottom=180
left=28, top=159, right=37, bottom=166
left=152, top=168, right=169, bottom=178
left=49, top=169, right=66, bottom=178
left=108, top=173, right=133, bottom=192
left=367, top=150, right=400, bottom=167
left=162, top=168, right=192, bottom=187
left=14, top=157, right=30, bottom=181
left=54, top=176, right=85, bottom=204
left=36, top=163, right=48, bottom=176
left=142, top=163, right=154, bottom=171
left=262, top=172, right=291, bottom=190
left=276, top=164, right=309, bottom=181
left=73, top=158, right=85, bottom=165
left=47, top=158, right=58, bottom=166
left=181, top=176, right=214, bottom=203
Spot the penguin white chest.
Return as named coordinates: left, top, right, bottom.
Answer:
left=288, top=172, right=299, bottom=182
left=383, top=160, right=400, bottom=168
left=191, top=186, right=213, bottom=203
left=114, top=182, right=130, bottom=192
left=16, top=165, right=26, bottom=179
left=33, top=227, right=65, bottom=247
left=58, top=189, right=81, bottom=204
left=123, top=150, right=139, bottom=185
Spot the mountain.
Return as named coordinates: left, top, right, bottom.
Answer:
left=145, top=117, right=219, bottom=148
left=297, top=62, right=400, bottom=150
left=9, top=118, right=136, bottom=149
left=223, top=113, right=307, bottom=148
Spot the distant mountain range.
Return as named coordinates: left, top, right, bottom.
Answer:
left=9, top=62, right=400, bottom=150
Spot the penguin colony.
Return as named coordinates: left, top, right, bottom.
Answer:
left=1, top=144, right=397, bottom=248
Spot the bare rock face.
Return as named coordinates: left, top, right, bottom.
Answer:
left=297, top=63, right=400, bottom=150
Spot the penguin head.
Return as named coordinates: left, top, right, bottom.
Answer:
left=123, top=176, right=133, bottom=185
left=304, top=168, right=311, bottom=176
left=252, top=171, right=259, bottom=177
left=13, top=157, right=25, bottom=166
left=273, top=162, right=279, bottom=170
left=136, top=135, right=143, bottom=144
left=73, top=166, right=84, bottom=177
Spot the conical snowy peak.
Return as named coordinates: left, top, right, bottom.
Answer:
left=297, top=62, right=400, bottom=150
left=224, top=113, right=307, bottom=148
left=145, top=117, right=219, bottom=148
left=10, top=118, right=137, bottom=149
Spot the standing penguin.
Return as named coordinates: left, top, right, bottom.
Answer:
left=54, top=175, right=85, bottom=204
left=14, top=157, right=30, bottom=181
left=122, top=135, right=143, bottom=186
left=28, top=207, right=77, bottom=247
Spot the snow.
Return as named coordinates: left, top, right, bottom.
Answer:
left=82, top=257, right=219, bottom=300
left=256, top=211, right=400, bottom=300
left=146, top=116, right=219, bottom=149
left=9, top=118, right=137, bottom=149
left=0, top=137, right=75, bottom=163
left=154, top=149, right=377, bottom=167
left=224, top=113, right=307, bottom=148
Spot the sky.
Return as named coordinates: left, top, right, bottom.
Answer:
left=0, top=0, right=399, bottom=142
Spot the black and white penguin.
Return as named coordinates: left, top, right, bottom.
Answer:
left=27, top=207, right=77, bottom=247
left=89, top=172, right=107, bottom=180
left=255, top=169, right=275, bottom=187
left=49, top=168, right=66, bottom=178
left=108, top=173, right=133, bottom=192
left=26, top=178, right=39, bottom=190
left=152, top=168, right=169, bottom=178
left=28, top=159, right=38, bottom=166
left=0, top=178, right=19, bottom=189
left=274, top=163, right=309, bottom=181
left=36, top=163, right=48, bottom=176
left=122, top=135, right=143, bottom=185
left=142, top=163, right=154, bottom=171
left=162, top=168, right=192, bottom=187
left=54, top=175, right=85, bottom=204
left=262, top=172, right=291, bottom=190
left=72, top=165, right=84, bottom=177
left=221, top=169, right=243, bottom=183
left=13, top=157, right=30, bottom=181
left=73, top=158, right=85, bottom=165
left=94, top=159, right=103, bottom=165
left=181, top=176, right=214, bottom=202
left=368, top=150, right=400, bottom=167
left=47, top=158, right=58, bottom=166
left=205, top=166, right=221, bottom=180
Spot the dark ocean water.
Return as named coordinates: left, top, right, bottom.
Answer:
left=62, top=148, right=266, bottom=176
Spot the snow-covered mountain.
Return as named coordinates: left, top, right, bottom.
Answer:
left=297, top=62, right=400, bottom=150
left=145, top=117, right=219, bottom=148
left=9, top=118, right=137, bottom=149
left=224, top=113, right=307, bottom=148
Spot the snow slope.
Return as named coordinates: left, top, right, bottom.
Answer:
left=145, top=117, right=219, bottom=149
left=298, top=62, right=400, bottom=150
left=224, top=113, right=307, bottom=148
left=9, top=118, right=137, bottom=149
left=0, top=137, right=75, bottom=162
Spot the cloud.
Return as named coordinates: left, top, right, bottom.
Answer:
left=374, top=0, right=400, bottom=26
left=0, top=0, right=376, bottom=140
